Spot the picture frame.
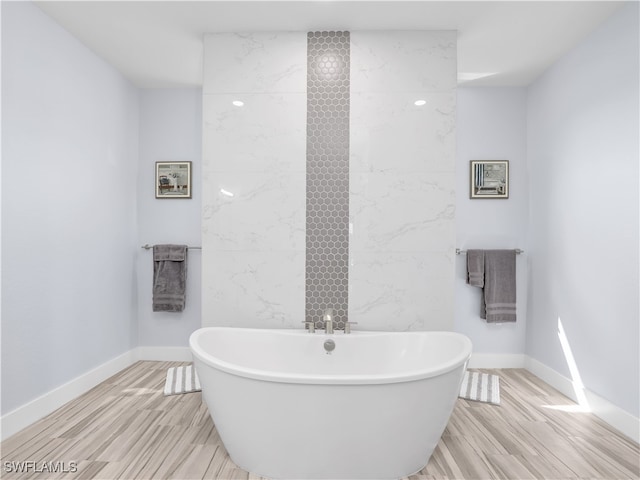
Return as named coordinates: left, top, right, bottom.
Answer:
left=155, top=161, right=192, bottom=199
left=470, top=160, right=509, bottom=199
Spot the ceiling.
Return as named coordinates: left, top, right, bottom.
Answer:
left=34, top=1, right=626, bottom=88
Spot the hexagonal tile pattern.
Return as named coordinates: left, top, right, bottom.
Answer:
left=306, top=31, right=350, bottom=330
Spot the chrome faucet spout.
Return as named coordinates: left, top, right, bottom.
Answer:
left=323, top=308, right=334, bottom=334
left=325, top=318, right=333, bottom=334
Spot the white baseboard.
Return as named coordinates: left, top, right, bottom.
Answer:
left=3, top=348, right=637, bottom=446
left=0, top=346, right=193, bottom=442
left=524, top=356, right=575, bottom=398
left=468, top=353, right=526, bottom=369
left=0, top=349, right=137, bottom=441
left=525, top=356, right=640, bottom=444
left=462, top=354, right=638, bottom=443
left=136, top=346, right=192, bottom=362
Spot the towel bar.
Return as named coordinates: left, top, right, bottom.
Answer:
left=456, top=248, right=523, bottom=255
left=141, top=244, right=201, bottom=250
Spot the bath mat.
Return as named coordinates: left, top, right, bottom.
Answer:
left=459, top=371, right=500, bottom=405
left=164, top=365, right=201, bottom=396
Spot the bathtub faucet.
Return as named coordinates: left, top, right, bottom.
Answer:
left=323, top=308, right=334, bottom=334
left=344, top=321, right=358, bottom=334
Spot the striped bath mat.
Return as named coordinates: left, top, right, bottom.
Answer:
left=459, top=371, right=500, bottom=405
left=164, top=365, right=201, bottom=396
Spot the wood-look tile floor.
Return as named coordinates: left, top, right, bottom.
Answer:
left=1, top=362, right=638, bottom=480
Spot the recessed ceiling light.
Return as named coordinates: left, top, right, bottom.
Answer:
left=414, top=99, right=427, bottom=106
left=232, top=100, right=244, bottom=107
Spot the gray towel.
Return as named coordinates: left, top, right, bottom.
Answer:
left=467, top=250, right=485, bottom=287
left=467, top=249, right=517, bottom=323
left=483, top=250, right=516, bottom=323
left=153, top=245, right=187, bottom=312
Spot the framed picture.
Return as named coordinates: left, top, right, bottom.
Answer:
left=156, top=161, right=192, bottom=199
left=470, top=160, right=509, bottom=199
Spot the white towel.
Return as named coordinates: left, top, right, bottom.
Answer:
left=164, top=365, right=201, bottom=396
left=459, top=371, right=500, bottom=405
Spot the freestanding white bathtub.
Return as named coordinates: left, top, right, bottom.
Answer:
left=190, top=327, right=472, bottom=480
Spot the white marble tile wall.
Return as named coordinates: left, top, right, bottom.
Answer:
left=350, top=32, right=456, bottom=93
left=203, top=33, right=306, bottom=95
left=349, top=31, right=457, bottom=331
left=349, top=252, right=454, bottom=331
left=202, top=31, right=457, bottom=331
left=202, top=33, right=306, bottom=328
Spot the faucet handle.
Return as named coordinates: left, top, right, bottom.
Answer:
left=344, top=321, right=358, bottom=334
left=302, top=321, right=315, bottom=333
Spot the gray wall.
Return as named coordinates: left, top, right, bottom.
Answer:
left=455, top=87, right=529, bottom=355
left=1, top=2, right=139, bottom=414
left=137, top=89, right=202, bottom=346
left=526, top=3, right=639, bottom=417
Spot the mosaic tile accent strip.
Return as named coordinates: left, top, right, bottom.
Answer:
left=306, top=31, right=350, bottom=330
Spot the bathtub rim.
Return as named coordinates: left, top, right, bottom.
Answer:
left=190, top=327, right=472, bottom=386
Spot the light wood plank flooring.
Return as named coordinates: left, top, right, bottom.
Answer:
left=1, top=362, right=638, bottom=479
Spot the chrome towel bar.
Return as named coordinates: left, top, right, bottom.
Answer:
left=456, top=248, right=523, bottom=255
left=141, top=244, right=201, bottom=250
